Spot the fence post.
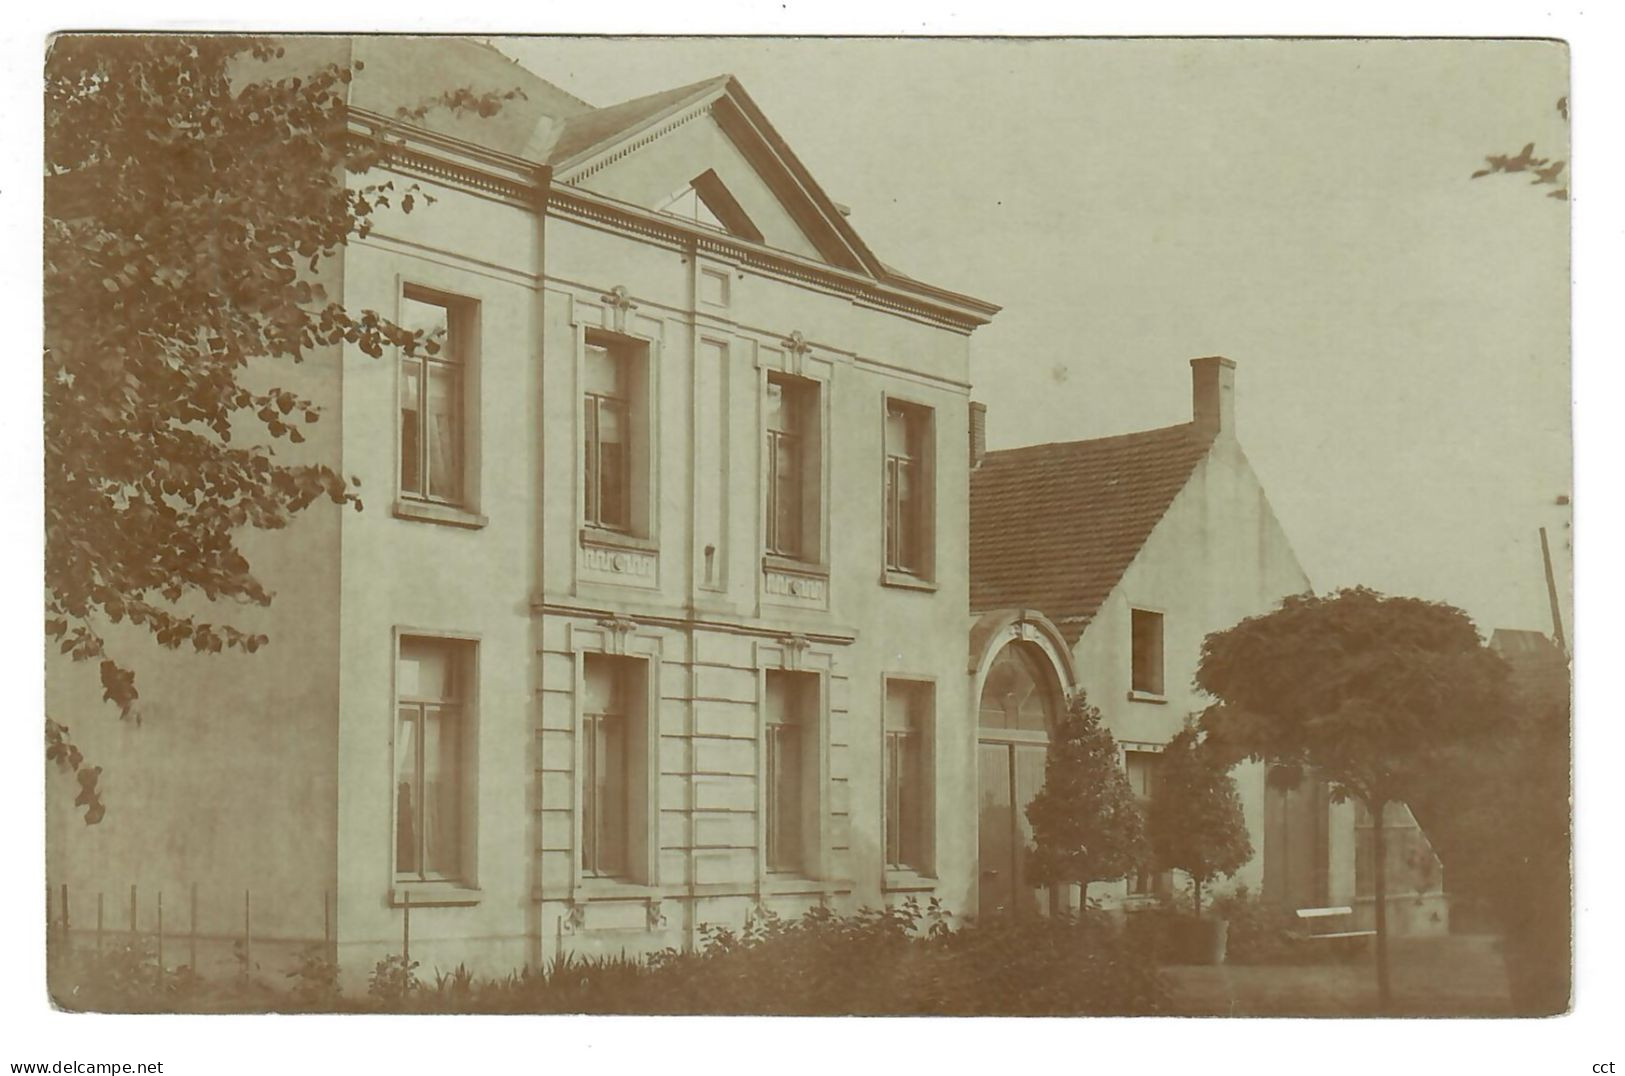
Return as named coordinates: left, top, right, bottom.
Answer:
left=243, top=889, right=252, bottom=973
left=45, top=884, right=53, bottom=952
left=61, top=883, right=71, bottom=954
left=189, top=882, right=198, bottom=972
left=156, top=891, right=164, bottom=986
left=129, top=884, right=137, bottom=938
left=323, top=890, right=331, bottom=959
left=96, top=892, right=104, bottom=953
left=402, top=890, right=411, bottom=964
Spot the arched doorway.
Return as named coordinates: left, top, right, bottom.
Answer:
left=975, top=638, right=1065, bottom=918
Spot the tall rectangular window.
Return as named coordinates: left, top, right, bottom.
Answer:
left=583, top=342, right=631, bottom=532
left=765, top=669, right=818, bottom=874
left=581, top=654, right=641, bottom=879
left=884, top=400, right=933, bottom=577
left=399, top=292, right=467, bottom=504
left=884, top=679, right=933, bottom=872
left=396, top=637, right=470, bottom=881
left=1131, top=609, right=1165, bottom=696
left=765, top=374, right=819, bottom=561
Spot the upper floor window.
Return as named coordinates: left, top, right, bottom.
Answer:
left=583, top=341, right=631, bottom=532
left=884, top=399, right=934, bottom=578
left=399, top=290, right=471, bottom=505
left=396, top=636, right=473, bottom=882
left=1131, top=609, right=1165, bottom=697
left=765, top=374, right=821, bottom=561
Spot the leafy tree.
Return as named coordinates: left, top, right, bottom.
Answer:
left=1147, top=723, right=1253, bottom=918
left=43, top=35, right=519, bottom=819
left=1025, top=692, right=1149, bottom=905
left=1195, top=587, right=1508, bottom=1010
left=1404, top=636, right=1570, bottom=1014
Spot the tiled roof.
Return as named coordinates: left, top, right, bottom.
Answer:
left=347, top=37, right=595, bottom=158
left=969, top=422, right=1216, bottom=642
left=546, top=76, right=732, bottom=168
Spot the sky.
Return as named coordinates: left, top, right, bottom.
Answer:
left=498, top=36, right=1572, bottom=638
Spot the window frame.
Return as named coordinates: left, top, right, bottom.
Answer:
left=882, top=675, right=937, bottom=878
left=1129, top=607, right=1167, bottom=700
left=391, top=630, right=480, bottom=897
left=396, top=284, right=478, bottom=512
left=577, top=652, right=657, bottom=886
left=880, top=394, right=937, bottom=585
left=1123, top=748, right=1171, bottom=897
left=759, top=666, right=829, bottom=882
left=977, top=641, right=1060, bottom=740
left=579, top=328, right=656, bottom=543
left=764, top=372, right=822, bottom=564
left=582, top=340, right=632, bottom=534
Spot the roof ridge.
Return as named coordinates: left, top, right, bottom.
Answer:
left=982, top=421, right=1208, bottom=460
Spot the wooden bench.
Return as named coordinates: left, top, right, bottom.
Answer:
left=1291, top=906, right=1376, bottom=958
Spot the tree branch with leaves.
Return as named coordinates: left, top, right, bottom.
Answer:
left=43, top=35, right=522, bottom=820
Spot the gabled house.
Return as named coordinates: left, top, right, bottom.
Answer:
left=969, top=358, right=1437, bottom=928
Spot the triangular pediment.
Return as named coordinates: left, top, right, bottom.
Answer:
left=549, top=77, right=882, bottom=274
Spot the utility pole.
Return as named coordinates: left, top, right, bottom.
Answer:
left=1539, top=526, right=1566, bottom=655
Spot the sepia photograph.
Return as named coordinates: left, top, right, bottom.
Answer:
left=28, top=22, right=1592, bottom=1045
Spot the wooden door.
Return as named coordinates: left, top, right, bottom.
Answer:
left=979, top=740, right=1051, bottom=918
left=1013, top=742, right=1049, bottom=916
left=978, top=742, right=1015, bottom=918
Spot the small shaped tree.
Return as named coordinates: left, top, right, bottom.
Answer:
left=1148, top=723, right=1253, bottom=918
left=1025, top=692, right=1149, bottom=908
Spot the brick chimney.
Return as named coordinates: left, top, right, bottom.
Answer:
left=969, top=400, right=987, bottom=468
left=1190, top=356, right=1236, bottom=438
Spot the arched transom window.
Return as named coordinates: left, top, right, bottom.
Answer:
left=978, top=641, right=1059, bottom=734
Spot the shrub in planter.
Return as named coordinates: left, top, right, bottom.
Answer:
left=1148, top=724, right=1253, bottom=963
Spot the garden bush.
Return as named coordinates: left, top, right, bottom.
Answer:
left=1207, top=887, right=1307, bottom=965
left=50, top=899, right=1171, bottom=1015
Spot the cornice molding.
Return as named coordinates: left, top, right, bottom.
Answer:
left=549, top=185, right=996, bottom=334
left=556, top=101, right=717, bottom=184
left=346, top=110, right=549, bottom=209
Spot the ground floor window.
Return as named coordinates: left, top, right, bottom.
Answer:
left=396, top=636, right=473, bottom=881
left=765, top=669, right=820, bottom=874
left=582, top=653, right=650, bottom=879
left=884, top=679, right=934, bottom=872
left=1124, top=750, right=1170, bottom=897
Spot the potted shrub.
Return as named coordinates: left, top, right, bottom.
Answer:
left=1025, top=692, right=1149, bottom=927
left=1147, top=723, right=1253, bottom=964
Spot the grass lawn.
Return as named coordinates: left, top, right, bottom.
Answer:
left=1162, top=933, right=1515, bottom=1017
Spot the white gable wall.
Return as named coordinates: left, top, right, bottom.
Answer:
left=1069, top=436, right=1357, bottom=904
